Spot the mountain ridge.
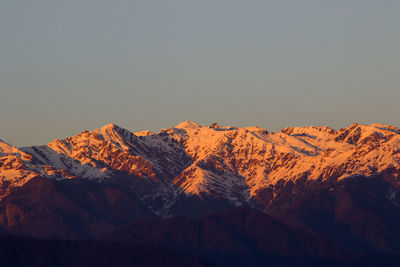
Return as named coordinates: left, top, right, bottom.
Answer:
left=2, top=121, right=400, bottom=206
left=2, top=121, right=400, bottom=252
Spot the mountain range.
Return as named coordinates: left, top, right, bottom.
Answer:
left=1, top=121, right=400, bottom=265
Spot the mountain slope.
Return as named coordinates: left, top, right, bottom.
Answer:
left=2, top=121, right=400, bottom=215
left=0, top=235, right=207, bottom=267
left=168, top=121, right=400, bottom=199
left=105, top=208, right=360, bottom=266
left=3, top=121, right=400, bottom=211
left=0, top=177, right=154, bottom=239
left=256, top=174, right=400, bottom=252
left=1, top=121, right=400, bottom=252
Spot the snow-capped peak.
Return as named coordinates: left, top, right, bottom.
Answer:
left=174, top=120, right=201, bottom=130
left=97, top=123, right=133, bottom=136
left=92, top=123, right=136, bottom=150
left=0, top=139, right=32, bottom=161
left=100, top=122, right=118, bottom=130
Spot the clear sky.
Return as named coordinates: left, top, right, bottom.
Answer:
left=1, top=1, right=399, bottom=146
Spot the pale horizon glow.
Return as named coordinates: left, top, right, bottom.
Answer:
left=1, top=1, right=399, bottom=146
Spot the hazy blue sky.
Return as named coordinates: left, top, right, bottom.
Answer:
left=1, top=1, right=399, bottom=146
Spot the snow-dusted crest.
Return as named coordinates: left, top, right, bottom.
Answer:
left=1, top=121, right=400, bottom=215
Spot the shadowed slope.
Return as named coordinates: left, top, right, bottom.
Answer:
left=0, top=236, right=208, bottom=267
left=0, top=177, right=154, bottom=239
left=105, top=208, right=357, bottom=266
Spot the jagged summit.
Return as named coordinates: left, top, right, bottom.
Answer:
left=97, top=122, right=131, bottom=133
left=100, top=122, right=118, bottom=130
